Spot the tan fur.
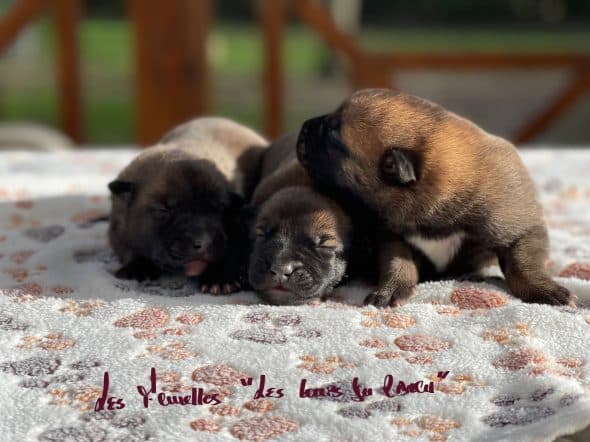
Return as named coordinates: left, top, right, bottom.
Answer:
left=159, top=117, right=268, bottom=196
left=298, top=89, right=572, bottom=307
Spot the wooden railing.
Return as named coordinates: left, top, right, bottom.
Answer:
left=2, top=0, right=589, bottom=144
left=261, top=0, right=590, bottom=143
left=0, top=0, right=82, bottom=143
left=128, top=0, right=211, bottom=145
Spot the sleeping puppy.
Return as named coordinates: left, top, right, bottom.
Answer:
left=108, top=117, right=267, bottom=294
left=297, top=88, right=573, bottom=307
left=248, top=133, right=353, bottom=305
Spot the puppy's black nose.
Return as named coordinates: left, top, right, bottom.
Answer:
left=270, top=263, right=298, bottom=282
left=192, top=236, right=211, bottom=252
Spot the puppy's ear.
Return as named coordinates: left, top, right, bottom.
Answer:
left=108, top=180, right=135, bottom=197
left=380, top=148, right=416, bottom=186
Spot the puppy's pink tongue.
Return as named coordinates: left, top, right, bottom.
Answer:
left=185, top=260, right=208, bottom=276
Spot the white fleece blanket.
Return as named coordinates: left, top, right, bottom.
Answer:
left=0, top=149, right=589, bottom=442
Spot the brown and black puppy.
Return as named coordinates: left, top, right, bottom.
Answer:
left=108, top=117, right=267, bottom=294
left=248, top=133, right=353, bottom=305
left=297, top=88, right=572, bottom=307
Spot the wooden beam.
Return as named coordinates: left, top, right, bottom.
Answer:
left=260, top=0, right=287, bottom=139
left=513, top=70, right=590, bottom=144
left=53, top=0, right=83, bottom=143
left=373, top=53, right=590, bottom=70
left=128, top=0, right=211, bottom=145
left=0, top=0, right=48, bottom=54
left=295, top=0, right=362, bottom=62
left=350, top=57, right=391, bottom=90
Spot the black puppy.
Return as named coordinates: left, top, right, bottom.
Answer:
left=248, top=133, right=352, bottom=305
left=108, top=117, right=267, bottom=294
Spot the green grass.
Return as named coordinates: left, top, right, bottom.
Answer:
left=358, top=28, right=590, bottom=53
left=2, top=20, right=590, bottom=143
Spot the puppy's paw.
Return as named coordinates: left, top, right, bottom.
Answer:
left=364, top=286, right=415, bottom=308
left=525, top=282, right=573, bottom=306
left=200, top=281, right=241, bottom=295
left=364, top=291, right=391, bottom=308
left=115, top=259, right=161, bottom=281
left=199, top=265, right=242, bottom=295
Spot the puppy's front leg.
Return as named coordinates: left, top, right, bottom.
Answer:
left=497, top=225, right=573, bottom=306
left=364, top=238, right=420, bottom=308
left=115, top=256, right=161, bottom=281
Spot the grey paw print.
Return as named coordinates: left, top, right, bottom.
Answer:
left=231, top=312, right=322, bottom=344
left=338, top=399, right=402, bottom=419
left=484, top=386, right=580, bottom=428
left=24, top=225, right=65, bottom=243
left=19, top=359, right=101, bottom=389
left=73, top=247, right=117, bottom=264
left=37, top=425, right=107, bottom=442
left=81, top=411, right=152, bottom=441
left=0, top=313, right=29, bottom=331
left=115, top=276, right=197, bottom=297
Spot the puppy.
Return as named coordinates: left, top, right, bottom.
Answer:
left=108, top=117, right=267, bottom=294
left=248, top=133, right=353, bottom=305
left=297, top=88, right=572, bottom=307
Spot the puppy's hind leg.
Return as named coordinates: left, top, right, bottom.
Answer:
left=364, top=239, right=421, bottom=308
left=497, top=225, right=573, bottom=306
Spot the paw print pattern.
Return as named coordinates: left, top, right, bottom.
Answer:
left=192, top=364, right=250, bottom=387
left=482, top=323, right=530, bottom=344
left=388, top=415, right=461, bottom=440
left=559, top=262, right=590, bottom=280
left=229, top=416, right=298, bottom=441
left=230, top=312, right=321, bottom=345
left=114, top=308, right=170, bottom=329
left=79, top=411, right=150, bottom=441
left=338, top=399, right=402, bottom=419
left=19, top=360, right=101, bottom=389
left=0, top=313, right=29, bottom=331
left=17, top=333, right=75, bottom=351
left=360, top=311, right=416, bottom=329
left=60, top=300, right=104, bottom=317
left=450, top=287, right=508, bottom=310
left=0, top=356, right=61, bottom=376
left=73, top=247, right=116, bottom=264
left=48, top=384, right=104, bottom=411
left=114, top=277, right=198, bottom=297
left=24, top=225, right=65, bottom=243
left=484, top=385, right=580, bottom=428
left=359, top=334, right=452, bottom=365
left=231, top=328, right=287, bottom=345
left=145, top=342, right=196, bottom=360
left=37, top=425, right=107, bottom=442
left=493, top=347, right=545, bottom=371
left=297, top=355, right=355, bottom=374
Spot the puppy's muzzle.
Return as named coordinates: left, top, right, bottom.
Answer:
left=269, top=262, right=302, bottom=284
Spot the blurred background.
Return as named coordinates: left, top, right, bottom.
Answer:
left=1, top=0, right=589, bottom=148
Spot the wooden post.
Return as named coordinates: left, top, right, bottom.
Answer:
left=0, top=0, right=48, bottom=53
left=53, top=0, right=83, bottom=143
left=260, top=0, right=287, bottom=139
left=128, top=0, right=211, bottom=145
left=513, top=69, right=590, bottom=144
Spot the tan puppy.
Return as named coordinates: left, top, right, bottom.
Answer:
left=297, top=89, right=572, bottom=307
left=248, top=133, right=353, bottom=305
left=108, top=117, right=267, bottom=294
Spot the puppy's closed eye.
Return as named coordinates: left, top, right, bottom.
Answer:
left=315, top=235, right=339, bottom=250
left=151, top=204, right=171, bottom=222
left=380, top=148, right=417, bottom=186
